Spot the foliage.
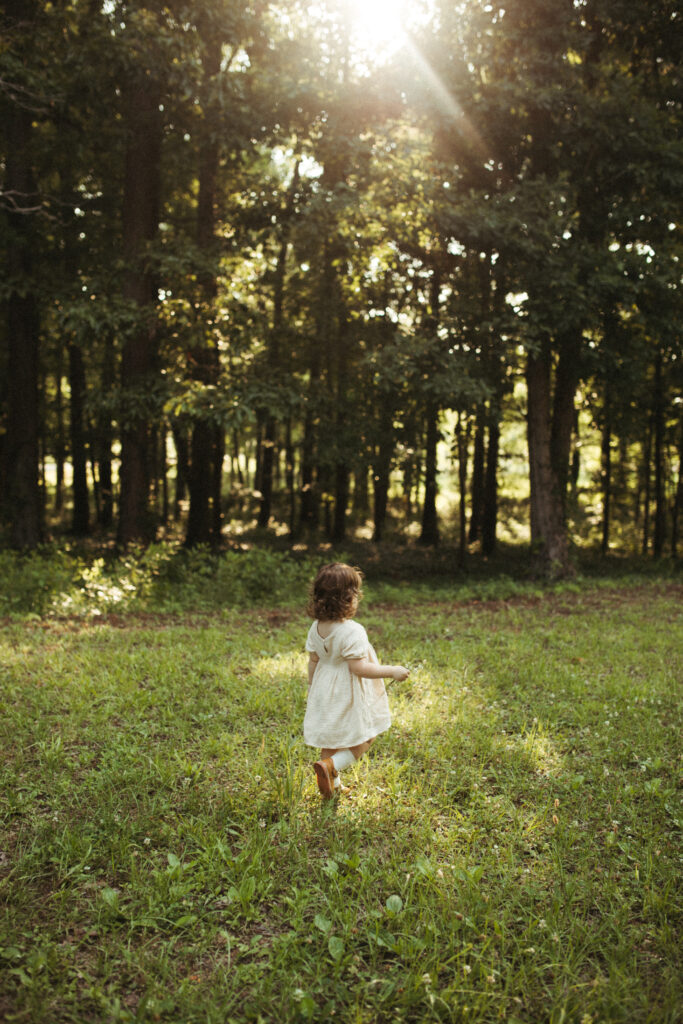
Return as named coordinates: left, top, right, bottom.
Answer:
left=0, top=545, right=316, bottom=618
left=0, top=0, right=680, bottom=559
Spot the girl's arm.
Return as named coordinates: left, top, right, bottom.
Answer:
left=347, top=657, right=409, bottom=682
left=307, top=652, right=319, bottom=688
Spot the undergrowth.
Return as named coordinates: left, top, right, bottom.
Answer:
left=0, top=542, right=678, bottom=619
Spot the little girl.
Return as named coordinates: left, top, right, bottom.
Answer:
left=304, top=562, right=409, bottom=798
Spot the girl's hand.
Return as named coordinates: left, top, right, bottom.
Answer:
left=392, top=665, right=410, bottom=681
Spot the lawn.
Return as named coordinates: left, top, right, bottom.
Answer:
left=1, top=579, right=681, bottom=1023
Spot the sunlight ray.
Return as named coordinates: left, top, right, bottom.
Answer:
left=404, top=35, right=490, bottom=164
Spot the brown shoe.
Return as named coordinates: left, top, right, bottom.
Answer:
left=313, top=757, right=337, bottom=799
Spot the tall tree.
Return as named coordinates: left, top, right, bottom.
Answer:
left=1, top=0, right=44, bottom=547
left=116, top=45, right=162, bottom=545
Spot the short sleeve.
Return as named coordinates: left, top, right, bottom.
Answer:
left=339, top=621, right=369, bottom=661
left=305, top=622, right=318, bottom=653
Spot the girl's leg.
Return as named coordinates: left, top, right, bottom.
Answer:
left=313, top=740, right=376, bottom=798
left=349, top=738, right=374, bottom=759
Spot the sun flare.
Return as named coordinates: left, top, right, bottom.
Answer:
left=347, top=0, right=409, bottom=58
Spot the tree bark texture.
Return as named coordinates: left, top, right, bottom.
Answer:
left=526, top=339, right=570, bottom=575
left=172, top=425, right=190, bottom=518
left=456, top=414, right=469, bottom=569
left=117, top=77, right=161, bottom=546
left=3, top=92, right=44, bottom=548
left=652, top=351, right=666, bottom=558
left=96, top=336, right=115, bottom=528
left=258, top=165, right=298, bottom=529
left=54, top=346, right=65, bottom=513
left=672, top=413, right=683, bottom=559
left=419, top=404, right=440, bottom=546
left=372, top=401, right=394, bottom=543
left=68, top=341, right=89, bottom=534
left=185, top=30, right=224, bottom=548
left=419, top=269, right=441, bottom=547
left=482, top=410, right=500, bottom=557
left=468, top=409, right=486, bottom=544
left=601, top=383, right=612, bottom=554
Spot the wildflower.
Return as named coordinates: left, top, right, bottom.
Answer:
left=554, top=798, right=560, bottom=808
left=487, top=975, right=496, bottom=984
left=552, top=933, right=560, bottom=943
left=552, top=814, right=559, bottom=825
left=538, top=919, right=547, bottom=929
left=463, top=964, right=471, bottom=974
left=143, top=837, right=151, bottom=846
left=525, top=947, right=536, bottom=953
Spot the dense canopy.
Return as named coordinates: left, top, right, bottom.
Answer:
left=1, top=0, right=681, bottom=573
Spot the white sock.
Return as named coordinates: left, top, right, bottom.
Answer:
left=331, top=749, right=356, bottom=773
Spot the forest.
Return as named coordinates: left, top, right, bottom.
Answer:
left=1, top=0, right=681, bottom=576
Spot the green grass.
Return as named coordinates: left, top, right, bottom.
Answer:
left=1, top=580, right=681, bottom=1023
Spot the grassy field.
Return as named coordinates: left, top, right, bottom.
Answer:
left=1, top=578, right=681, bottom=1023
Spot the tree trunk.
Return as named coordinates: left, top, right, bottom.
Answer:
left=641, top=419, right=652, bottom=556
left=3, top=67, right=43, bottom=548
left=482, top=410, right=500, bottom=557
left=68, top=341, right=89, bottom=535
left=96, top=336, right=114, bottom=528
left=353, top=466, right=370, bottom=517
left=258, top=166, right=298, bottom=529
left=87, top=418, right=101, bottom=524
left=456, top=413, right=469, bottom=569
left=285, top=418, right=296, bottom=536
left=117, top=78, right=161, bottom=546
left=672, top=412, right=683, bottom=559
left=372, top=403, right=394, bottom=543
left=419, top=404, right=440, bottom=546
left=299, top=239, right=332, bottom=533
left=601, top=382, right=612, bottom=555
left=403, top=457, right=414, bottom=519
left=185, top=349, right=222, bottom=548
left=211, top=428, right=224, bottom=542
left=160, top=429, right=169, bottom=525
left=468, top=408, right=486, bottom=544
left=550, top=331, right=581, bottom=520
left=332, top=310, right=350, bottom=543
left=54, top=344, right=65, bottom=514
left=332, top=463, right=349, bottom=542
left=257, top=422, right=276, bottom=529
left=185, top=31, right=224, bottom=548
left=652, top=350, right=666, bottom=558
left=526, top=339, right=570, bottom=575
left=230, top=430, right=244, bottom=488
left=172, top=424, right=190, bottom=519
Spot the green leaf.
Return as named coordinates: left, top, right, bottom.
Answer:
left=101, top=887, right=120, bottom=909
left=385, top=894, right=403, bottom=914
left=174, top=914, right=198, bottom=928
left=314, top=913, right=331, bottom=933
left=328, top=936, right=344, bottom=961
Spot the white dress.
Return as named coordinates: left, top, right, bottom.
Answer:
left=304, top=618, right=391, bottom=748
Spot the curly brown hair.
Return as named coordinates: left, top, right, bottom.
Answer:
left=307, top=562, right=363, bottom=621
